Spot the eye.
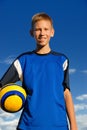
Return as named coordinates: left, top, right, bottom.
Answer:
left=44, top=28, right=48, bottom=31
left=34, top=28, right=40, bottom=31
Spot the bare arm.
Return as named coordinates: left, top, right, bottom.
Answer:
left=64, top=89, right=78, bottom=130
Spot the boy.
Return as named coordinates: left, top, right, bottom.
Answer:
left=0, top=12, right=78, bottom=130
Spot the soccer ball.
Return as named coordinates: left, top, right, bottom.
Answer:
left=0, top=84, right=27, bottom=113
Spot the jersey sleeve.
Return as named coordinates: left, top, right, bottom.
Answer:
left=62, top=58, right=70, bottom=91
left=0, top=59, right=23, bottom=88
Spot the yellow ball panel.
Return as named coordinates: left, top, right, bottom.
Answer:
left=0, top=84, right=26, bottom=99
left=4, top=95, right=22, bottom=112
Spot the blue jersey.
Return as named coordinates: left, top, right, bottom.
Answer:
left=0, top=50, right=70, bottom=130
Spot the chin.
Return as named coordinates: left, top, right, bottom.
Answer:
left=37, top=42, right=47, bottom=47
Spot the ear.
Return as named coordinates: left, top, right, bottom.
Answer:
left=51, top=28, right=55, bottom=37
left=30, top=30, right=34, bottom=37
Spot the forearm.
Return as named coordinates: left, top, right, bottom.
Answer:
left=64, top=89, right=78, bottom=130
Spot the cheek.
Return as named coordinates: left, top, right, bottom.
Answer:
left=32, top=32, right=37, bottom=38
left=47, top=30, right=53, bottom=36
left=47, top=32, right=53, bottom=39
left=33, top=31, right=40, bottom=37
left=33, top=34, right=39, bottom=41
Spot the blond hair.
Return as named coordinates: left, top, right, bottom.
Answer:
left=31, top=12, right=53, bottom=29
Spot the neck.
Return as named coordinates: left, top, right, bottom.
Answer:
left=35, top=44, right=51, bottom=54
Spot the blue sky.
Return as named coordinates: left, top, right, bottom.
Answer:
left=0, top=0, right=87, bottom=130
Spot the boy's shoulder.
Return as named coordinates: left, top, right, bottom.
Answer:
left=17, top=51, right=34, bottom=57
left=51, top=50, right=68, bottom=59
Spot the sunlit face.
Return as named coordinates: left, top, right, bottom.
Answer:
left=31, top=20, right=54, bottom=47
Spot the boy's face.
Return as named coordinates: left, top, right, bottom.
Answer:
left=31, top=20, right=54, bottom=47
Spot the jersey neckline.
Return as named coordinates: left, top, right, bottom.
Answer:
left=33, top=50, right=52, bottom=56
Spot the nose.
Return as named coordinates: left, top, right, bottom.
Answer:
left=40, top=29, right=44, bottom=35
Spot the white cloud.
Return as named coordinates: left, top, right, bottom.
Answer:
left=75, top=103, right=87, bottom=112
left=81, top=70, right=87, bottom=74
left=0, top=110, right=16, bottom=119
left=4, top=56, right=16, bottom=64
left=75, top=94, right=87, bottom=112
left=0, top=117, right=18, bottom=130
left=76, top=114, right=87, bottom=130
left=69, top=68, right=76, bottom=74
left=74, top=103, right=87, bottom=130
left=76, top=94, right=87, bottom=101
left=0, top=55, right=16, bottom=65
left=0, top=109, right=21, bottom=130
left=69, top=69, right=87, bottom=75
left=0, top=117, right=18, bottom=126
left=74, top=94, right=87, bottom=130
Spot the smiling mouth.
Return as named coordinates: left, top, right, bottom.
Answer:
left=38, top=39, right=46, bottom=43
left=38, top=36, right=46, bottom=40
